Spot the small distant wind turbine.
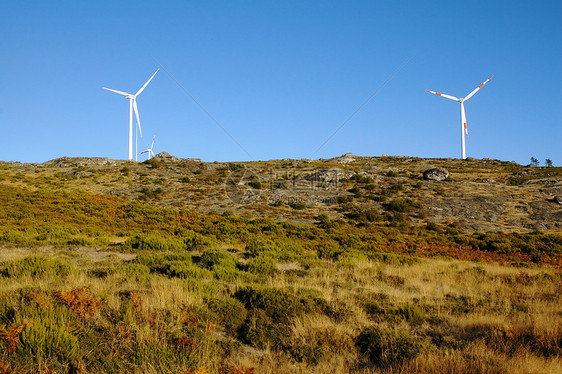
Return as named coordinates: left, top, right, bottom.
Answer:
left=103, top=69, right=159, bottom=160
left=425, top=76, right=493, bottom=159
left=139, top=134, right=156, bottom=160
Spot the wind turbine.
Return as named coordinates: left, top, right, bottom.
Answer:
left=425, top=76, right=493, bottom=159
left=103, top=69, right=159, bottom=160
left=139, top=134, right=156, bottom=160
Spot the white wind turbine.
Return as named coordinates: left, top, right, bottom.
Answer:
left=103, top=69, right=159, bottom=160
left=425, top=76, right=493, bottom=159
left=139, top=134, right=156, bottom=160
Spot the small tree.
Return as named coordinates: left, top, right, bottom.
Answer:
left=530, top=157, right=539, bottom=166
left=545, top=159, right=553, bottom=167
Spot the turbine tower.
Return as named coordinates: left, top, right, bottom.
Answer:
left=139, top=134, right=156, bottom=160
left=103, top=69, right=159, bottom=160
left=425, top=76, right=493, bottom=159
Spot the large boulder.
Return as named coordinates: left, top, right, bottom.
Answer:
left=423, top=167, right=449, bottom=181
left=154, top=152, right=179, bottom=161
left=329, top=153, right=356, bottom=164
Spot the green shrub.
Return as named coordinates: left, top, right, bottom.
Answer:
left=1, top=230, right=27, bottom=244
left=165, top=260, right=212, bottom=279
left=345, top=208, right=382, bottom=223
left=199, top=248, right=237, bottom=270
left=3, top=256, right=74, bottom=278
left=395, top=303, right=425, bottom=325
left=124, top=234, right=184, bottom=251
left=426, top=222, right=440, bottom=231
left=245, top=236, right=303, bottom=258
left=336, top=195, right=354, bottom=204
left=246, top=255, right=276, bottom=275
left=213, top=266, right=240, bottom=281
left=369, top=252, right=419, bottom=266
left=239, top=309, right=290, bottom=349
left=131, top=253, right=167, bottom=268
left=207, top=297, right=248, bottom=334
left=385, top=198, right=419, bottom=213
left=180, top=230, right=214, bottom=251
left=315, top=242, right=343, bottom=260
left=234, top=286, right=305, bottom=322
left=289, top=344, right=325, bottom=365
left=17, top=322, right=79, bottom=365
left=356, top=327, right=421, bottom=367
left=114, top=263, right=150, bottom=282
left=66, top=235, right=94, bottom=246
left=143, top=158, right=162, bottom=168
left=289, top=202, right=306, bottom=210
left=364, top=300, right=385, bottom=316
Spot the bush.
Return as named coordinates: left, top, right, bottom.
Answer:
left=0, top=230, right=27, bottom=244
left=289, top=202, right=306, bottom=210
left=124, top=234, right=184, bottom=251
left=115, top=263, right=150, bottom=282
left=364, top=300, right=385, bottom=316
left=369, top=252, right=419, bottom=266
left=3, top=256, right=74, bottom=278
left=132, top=252, right=190, bottom=266
left=143, top=158, right=162, bottom=168
left=165, top=260, right=212, bottom=279
left=248, top=181, right=262, bottom=189
left=246, top=255, right=276, bottom=275
left=385, top=198, right=419, bottom=213
left=180, top=230, right=214, bottom=251
left=345, top=208, right=382, bottom=223
left=395, top=303, right=425, bottom=325
left=17, top=322, right=79, bottom=365
left=206, top=297, right=248, bottom=335
left=239, top=309, right=290, bottom=349
left=199, top=248, right=237, bottom=270
left=66, top=235, right=94, bottom=246
left=356, top=327, right=421, bottom=367
left=289, top=344, right=325, bottom=365
left=315, top=242, right=343, bottom=260
left=234, top=286, right=305, bottom=322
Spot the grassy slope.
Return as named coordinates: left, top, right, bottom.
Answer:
left=0, top=156, right=560, bottom=373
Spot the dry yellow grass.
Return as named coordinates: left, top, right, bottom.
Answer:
left=0, top=241, right=560, bottom=372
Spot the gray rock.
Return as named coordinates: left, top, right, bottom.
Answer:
left=304, top=168, right=354, bottom=183
left=154, top=152, right=179, bottom=161
left=328, top=153, right=356, bottom=164
left=423, top=167, right=449, bottom=181
left=481, top=178, right=496, bottom=184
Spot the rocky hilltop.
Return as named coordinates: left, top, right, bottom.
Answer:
left=1, top=153, right=561, bottom=233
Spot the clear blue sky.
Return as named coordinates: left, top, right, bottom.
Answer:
left=1, top=1, right=560, bottom=165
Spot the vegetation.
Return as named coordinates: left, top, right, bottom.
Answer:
left=0, top=156, right=560, bottom=372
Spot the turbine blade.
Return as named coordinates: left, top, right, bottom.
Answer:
left=133, top=100, right=142, bottom=137
left=102, top=87, right=132, bottom=97
left=150, top=135, right=155, bottom=149
left=464, top=75, right=494, bottom=101
left=135, top=69, right=159, bottom=96
left=425, top=89, right=459, bottom=101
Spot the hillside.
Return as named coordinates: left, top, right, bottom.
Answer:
left=3, top=153, right=561, bottom=232
left=0, top=154, right=561, bottom=373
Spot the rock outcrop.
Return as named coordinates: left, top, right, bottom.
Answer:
left=423, top=167, right=449, bottom=181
